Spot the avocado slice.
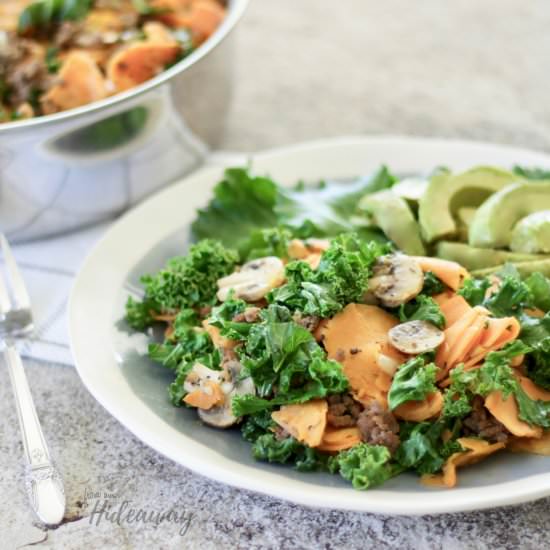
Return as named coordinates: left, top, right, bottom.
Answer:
left=359, top=191, right=426, bottom=255
left=392, top=177, right=429, bottom=202
left=510, top=210, right=550, bottom=254
left=469, top=181, right=550, bottom=248
left=471, top=259, right=550, bottom=278
left=418, top=167, right=522, bottom=243
left=436, top=241, right=550, bottom=270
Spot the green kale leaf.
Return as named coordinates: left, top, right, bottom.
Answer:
left=329, top=444, right=399, bottom=490
left=251, top=433, right=328, bottom=471
left=191, top=166, right=396, bottom=254
left=126, top=240, right=238, bottom=324
left=512, top=166, right=550, bottom=180
left=19, top=0, right=92, bottom=33
left=395, top=421, right=462, bottom=475
left=387, top=355, right=438, bottom=411
left=231, top=305, right=348, bottom=415
left=524, top=272, right=550, bottom=312
left=269, top=232, right=388, bottom=318
left=458, top=277, right=491, bottom=307
left=398, top=295, right=445, bottom=329
left=422, top=271, right=446, bottom=295
left=443, top=341, right=550, bottom=428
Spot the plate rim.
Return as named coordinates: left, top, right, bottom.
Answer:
left=69, top=135, right=550, bottom=515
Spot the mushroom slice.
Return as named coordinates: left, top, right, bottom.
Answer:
left=368, top=254, right=423, bottom=307
left=389, top=320, right=445, bottom=354
left=197, top=360, right=256, bottom=428
left=216, top=256, right=285, bottom=302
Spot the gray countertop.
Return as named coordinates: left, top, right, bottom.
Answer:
left=3, top=1, right=550, bottom=548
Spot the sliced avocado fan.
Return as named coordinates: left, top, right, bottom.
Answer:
left=436, top=241, right=550, bottom=271
left=418, top=167, right=523, bottom=243
left=359, top=190, right=426, bottom=255
left=510, top=210, right=550, bottom=254
left=469, top=181, right=550, bottom=248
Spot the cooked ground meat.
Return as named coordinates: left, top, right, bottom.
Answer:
left=327, top=393, right=363, bottom=428
left=463, top=396, right=510, bottom=443
left=357, top=400, right=400, bottom=454
left=0, top=35, right=52, bottom=109
left=197, top=305, right=212, bottom=318
left=293, top=314, right=321, bottom=333
left=54, top=22, right=83, bottom=48
left=232, top=307, right=261, bottom=323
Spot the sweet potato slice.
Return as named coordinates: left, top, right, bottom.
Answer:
left=413, top=257, right=469, bottom=291
left=509, top=431, right=550, bottom=455
left=107, top=42, right=180, bottom=92
left=437, top=293, right=472, bottom=327
left=394, top=391, right=443, bottom=422
left=421, top=437, right=505, bottom=488
left=143, top=21, right=178, bottom=44
left=272, top=399, right=328, bottom=448
left=485, top=391, right=542, bottom=438
left=322, top=304, right=405, bottom=407
left=183, top=380, right=224, bottom=409
left=41, top=51, right=108, bottom=114
left=202, top=320, right=237, bottom=350
left=153, top=0, right=225, bottom=44
left=317, top=427, right=362, bottom=452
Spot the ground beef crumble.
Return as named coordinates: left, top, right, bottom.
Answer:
left=232, top=307, right=261, bottom=323
left=356, top=400, right=400, bottom=454
left=292, top=313, right=321, bottom=333
left=327, top=394, right=363, bottom=428
left=463, top=396, right=510, bottom=443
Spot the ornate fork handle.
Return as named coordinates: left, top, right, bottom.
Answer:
left=4, top=343, right=65, bottom=525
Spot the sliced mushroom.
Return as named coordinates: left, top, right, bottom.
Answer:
left=183, top=360, right=255, bottom=428
left=368, top=254, right=423, bottom=307
left=217, top=256, right=285, bottom=302
left=388, top=320, right=445, bottom=354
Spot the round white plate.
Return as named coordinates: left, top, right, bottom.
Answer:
left=69, top=136, right=550, bottom=514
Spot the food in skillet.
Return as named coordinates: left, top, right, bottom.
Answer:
left=0, top=0, right=226, bottom=122
left=125, top=166, right=550, bottom=490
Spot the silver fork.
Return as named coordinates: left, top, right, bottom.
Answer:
left=0, top=234, right=65, bottom=526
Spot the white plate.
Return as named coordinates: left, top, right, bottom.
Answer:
left=69, top=136, right=550, bottom=515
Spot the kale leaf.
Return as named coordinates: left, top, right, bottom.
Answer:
left=458, top=278, right=491, bottom=307
left=125, top=239, right=238, bottom=328
left=231, top=305, right=348, bottom=416
left=398, top=295, right=445, bottom=329
left=442, top=341, right=550, bottom=428
left=522, top=313, right=550, bottom=390
left=512, top=166, right=550, bottom=180
left=395, top=421, right=462, bottom=475
left=192, top=166, right=396, bottom=255
left=252, top=433, right=328, bottom=471
left=329, top=444, right=399, bottom=490
left=387, top=355, right=438, bottom=411
left=269, top=232, right=388, bottom=318
left=19, top=0, right=92, bottom=33
left=422, top=271, right=446, bottom=295
left=524, top=272, right=550, bottom=312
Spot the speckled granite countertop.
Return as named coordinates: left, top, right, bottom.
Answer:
left=3, top=1, right=550, bottom=548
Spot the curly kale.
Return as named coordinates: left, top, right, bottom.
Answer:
left=269, top=232, right=388, bottom=318
left=125, top=240, right=238, bottom=330
left=231, top=305, right=348, bottom=416
left=329, top=444, right=399, bottom=490
left=387, top=355, right=438, bottom=411
left=398, top=295, right=445, bottom=329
